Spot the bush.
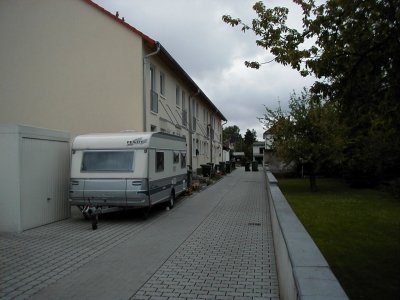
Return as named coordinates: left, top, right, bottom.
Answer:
left=380, top=178, right=400, bottom=199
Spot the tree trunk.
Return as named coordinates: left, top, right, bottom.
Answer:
left=309, top=167, right=317, bottom=192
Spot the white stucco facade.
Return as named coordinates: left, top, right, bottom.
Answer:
left=0, top=0, right=145, bottom=135
left=0, top=0, right=226, bottom=170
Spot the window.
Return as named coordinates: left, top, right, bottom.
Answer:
left=173, top=151, right=179, bottom=164
left=180, top=152, right=187, bottom=168
left=191, top=99, right=197, bottom=131
left=182, top=109, right=188, bottom=127
left=182, top=91, right=186, bottom=109
left=160, top=72, right=165, bottom=96
left=151, top=125, right=157, bottom=132
left=156, top=151, right=164, bottom=172
left=182, top=90, right=187, bottom=126
left=192, top=116, right=196, bottom=131
left=176, top=85, right=181, bottom=106
left=151, top=90, right=158, bottom=113
left=150, top=66, right=158, bottom=113
left=150, top=65, right=155, bottom=88
left=81, top=151, right=134, bottom=172
left=192, top=99, right=196, bottom=117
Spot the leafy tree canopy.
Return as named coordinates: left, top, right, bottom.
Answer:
left=223, top=0, right=400, bottom=186
left=261, top=89, right=345, bottom=190
left=243, top=129, right=258, bottom=161
left=223, top=0, right=399, bottom=86
left=244, top=129, right=257, bottom=145
left=223, top=125, right=243, bottom=151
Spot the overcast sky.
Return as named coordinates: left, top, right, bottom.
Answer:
left=94, top=0, right=316, bottom=140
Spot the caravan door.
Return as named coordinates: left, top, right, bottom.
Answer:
left=148, top=149, right=171, bottom=205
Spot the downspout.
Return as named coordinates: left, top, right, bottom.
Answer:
left=210, top=114, right=214, bottom=164
left=143, top=42, right=161, bottom=131
left=210, top=110, right=220, bottom=164
left=221, top=119, right=228, bottom=162
left=189, top=89, right=200, bottom=169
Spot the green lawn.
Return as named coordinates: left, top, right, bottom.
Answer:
left=278, top=178, right=400, bottom=300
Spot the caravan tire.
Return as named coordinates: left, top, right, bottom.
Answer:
left=168, top=191, right=175, bottom=209
left=142, top=206, right=151, bottom=220
left=91, top=214, right=98, bottom=230
left=82, top=212, right=89, bottom=220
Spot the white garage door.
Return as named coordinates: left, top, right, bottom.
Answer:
left=20, top=138, right=70, bottom=231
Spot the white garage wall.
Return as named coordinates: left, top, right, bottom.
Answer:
left=0, top=125, right=70, bottom=232
left=20, top=138, right=70, bottom=230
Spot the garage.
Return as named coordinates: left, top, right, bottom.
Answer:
left=0, top=125, right=70, bottom=232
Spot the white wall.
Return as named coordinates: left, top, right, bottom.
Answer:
left=0, top=125, right=70, bottom=233
left=0, top=132, right=21, bottom=232
left=0, top=0, right=226, bottom=173
left=145, top=55, right=224, bottom=170
left=223, top=150, right=230, bottom=162
left=0, top=0, right=144, bottom=136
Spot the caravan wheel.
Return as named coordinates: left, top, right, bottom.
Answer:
left=142, top=206, right=151, bottom=220
left=91, top=214, right=98, bottom=230
left=168, top=191, right=175, bottom=209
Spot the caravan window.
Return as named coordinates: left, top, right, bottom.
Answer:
left=180, top=152, right=187, bottom=168
left=156, top=151, right=164, bottom=172
left=81, top=151, right=134, bottom=172
left=173, top=151, right=179, bottom=164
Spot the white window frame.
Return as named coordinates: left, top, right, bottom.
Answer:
left=176, top=85, right=181, bottom=107
left=160, top=72, right=165, bottom=96
left=150, top=65, right=158, bottom=113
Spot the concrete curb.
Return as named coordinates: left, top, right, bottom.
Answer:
left=265, top=169, right=348, bottom=300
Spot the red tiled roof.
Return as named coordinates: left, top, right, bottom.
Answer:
left=83, top=0, right=156, bottom=48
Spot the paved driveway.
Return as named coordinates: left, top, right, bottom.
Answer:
left=0, top=168, right=278, bottom=300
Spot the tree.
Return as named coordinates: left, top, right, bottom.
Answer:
left=223, top=125, right=243, bottom=151
left=244, top=129, right=257, bottom=144
left=261, top=89, right=345, bottom=191
left=223, top=0, right=400, bottom=187
left=243, top=129, right=257, bottom=161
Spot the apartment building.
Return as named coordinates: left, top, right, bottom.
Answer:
left=0, top=0, right=226, bottom=170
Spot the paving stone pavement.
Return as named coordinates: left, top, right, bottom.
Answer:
left=0, top=209, right=163, bottom=300
left=130, top=170, right=278, bottom=300
left=0, top=168, right=279, bottom=300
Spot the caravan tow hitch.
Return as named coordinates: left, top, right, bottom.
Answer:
left=83, top=205, right=101, bottom=230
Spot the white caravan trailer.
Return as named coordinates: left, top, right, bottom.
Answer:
left=69, top=132, right=187, bottom=228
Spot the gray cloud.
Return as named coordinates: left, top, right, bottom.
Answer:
left=94, top=0, right=315, bottom=139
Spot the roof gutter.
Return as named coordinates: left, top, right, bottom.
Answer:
left=142, top=42, right=161, bottom=131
